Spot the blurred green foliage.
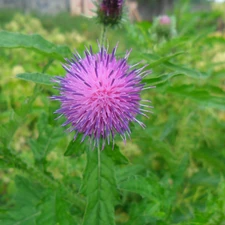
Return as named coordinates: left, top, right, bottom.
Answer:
left=0, top=1, right=225, bottom=224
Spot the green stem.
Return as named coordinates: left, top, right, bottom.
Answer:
left=42, top=59, right=54, bottom=73
left=98, top=145, right=101, bottom=190
left=97, top=145, right=101, bottom=220
left=100, top=25, right=107, bottom=46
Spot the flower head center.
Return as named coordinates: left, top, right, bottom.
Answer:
left=93, top=87, right=113, bottom=102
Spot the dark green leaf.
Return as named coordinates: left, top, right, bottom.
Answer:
left=192, top=148, right=225, bottom=172
left=104, top=145, right=129, bottom=165
left=80, top=148, right=118, bottom=225
left=116, top=164, right=145, bottom=183
left=148, top=52, right=185, bottom=68
left=172, top=153, right=189, bottom=189
left=36, top=191, right=74, bottom=225
left=0, top=176, right=43, bottom=225
left=166, top=85, right=225, bottom=110
left=134, top=136, right=176, bottom=161
left=0, top=30, right=71, bottom=60
left=0, top=206, right=39, bottom=225
left=118, top=175, right=152, bottom=198
left=190, top=170, right=220, bottom=186
left=144, top=72, right=183, bottom=86
left=14, top=176, right=44, bottom=205
left=164, top=62, right=208, bottom=78
left=64, top=134, right=86, bottom=157
left=30, top=113, right=65, bottom=164
left=0, top=158, right=10, bottom=168
left=16, top=73, right=53, bottom=85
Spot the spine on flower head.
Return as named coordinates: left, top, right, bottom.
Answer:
left=96, top=0, right=124, bottom=27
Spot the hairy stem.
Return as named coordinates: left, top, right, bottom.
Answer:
left=98, top=145, right=101, bottom=182
left=100, top=25, right=107, bottom=46
left=42, top=58, right=54, bottom=73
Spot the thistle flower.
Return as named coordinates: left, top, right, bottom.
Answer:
left=52, top=44, right=154, bottom=149
left=97, top=0, right=124, bottom=27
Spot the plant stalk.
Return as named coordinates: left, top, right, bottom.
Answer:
left=100, top=25, right=107, bottom=46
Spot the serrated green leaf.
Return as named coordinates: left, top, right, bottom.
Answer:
left=64, top=134, right=86, bottom=157
left=0, top=116, right=21, bottom=144
left=140, top=52, right=208, bottom=79
left=0, top=206, right=40, bottom=225
left=14, top=176, right=44, bottom=206
left=144, top=72, right=183, bottom=86
left=118, top=175, right=152, bottom=198
left=192, top=148, right=225, bottom=172
left=0, top=176, right=76, bottom=225
left=29, top=113, right=65, bottom=165
left=80, top=148, right=118, bottom=225
left=36, top=191, right=74, bottom=225
left=160, top=114, right=177, bottom=142
left=16, top=73, right=53, bottom=85
left=164, top=62, right=208, bottom=78
left=140, top=52, right=159, bottom=61
left=172, top=153, right=189, bottom=189
left=0, top=30, right=71, bottom=60
left=116, top=164, right=145, bottom=183
left=166, top=85, right=225, bottom=110
left=0, top=158, right=10, bottom=168
left=190, top=170, right=220, bottom=186
left=0, top=176, right=43, bottom=225
left=104, top=145, right=129, bottom=165
left=133, top=136, right=176, bottom=162
left=147, top=52, right=185, bottom=68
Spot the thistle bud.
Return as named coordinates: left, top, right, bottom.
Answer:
left=97, top=0, right=124, bottom=27
left=151, top=15, right=177, bottom=41
left=159, top=15, right=171, bottom=25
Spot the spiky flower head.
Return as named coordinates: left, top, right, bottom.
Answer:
left=52, top=44, right=153, bottom=149
left=97, top=0, right=124, bottom=27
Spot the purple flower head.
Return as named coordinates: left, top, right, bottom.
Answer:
left=97, top=0, right=124, bottom=27
left=159, top=15, right=171, bottom=25
left=52, top=44, right=154, bottom=149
